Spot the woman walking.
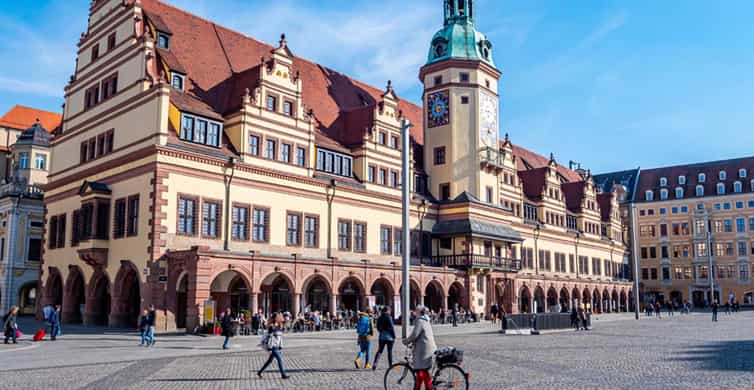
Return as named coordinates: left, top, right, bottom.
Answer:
left=257, top=313, right=289, bottom=379
left=371, top=307, right=395, bottom=370
left=3, top=306, right=19, bottom=344
left=354, top=308, right=374, bottom=369
left=403, top=305, right=437, bottom=390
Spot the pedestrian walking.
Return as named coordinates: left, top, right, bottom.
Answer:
left=354, top=308, right=374, bottom=369
left=666, top=302, right=674, bottom=317
left=711, top=301, right=719, bottom=322
left=146, top=304, right=157, bottom=346
left=138, top=309, right=150, bottom=346
left=403, top=305, right=437, bottom=390
left=48, top=305, right=61, bottom=341
left=451, top=304, right=459, bottom=327
left=578, top=304, right=588, bottom=330
left=654, top=302, right=662, bottom=319
left=220, top=308, right=234, bottom=350
left=3, top=306, right=19, bottom=344
left=371, top=307, right=395, bottom=370
left=646, top=303, right=653, bottom=317
left=570, top=306, right=579, bottom=330
left=257, top=313, right=289, bottom=379
left=724, top=301, right=731, bottom=315
left=490, top=303, right=499, bottom=325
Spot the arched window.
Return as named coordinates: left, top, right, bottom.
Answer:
left=734, top=181, right=743, bottom=193
left=660, top=189, right=669, bottom=200
left=678, top=175, right=686, bottom=185
left=719, top=171, right=727, bottom=180
left=660, top=177, right=668, bottom=187
left=645, top=190, right=654, bottom=201
left=675, top=187, right=684, bottom=199
left=717, top=183, right=725, bottom=195
left=696, top=185, right=704, bottom=197
left=739, top=169, right=747, bottom=178
left=698, top=173, right=706, bottom=183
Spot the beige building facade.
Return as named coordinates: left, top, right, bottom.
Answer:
left=40, top=0, right=631, bottom=331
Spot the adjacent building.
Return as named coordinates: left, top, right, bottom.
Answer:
left=0, top=105, right=60, bottom=314
left=600, top=157, right=754, bottom=308
left=40, top=0, right=631, bottom=331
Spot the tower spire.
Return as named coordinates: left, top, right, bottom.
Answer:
left=444, top=0, right=474, bottom=25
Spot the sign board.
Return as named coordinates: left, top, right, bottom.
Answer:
left=204, top=300, right=216, bottom=324
left=158, top=276, right=168, bottom=283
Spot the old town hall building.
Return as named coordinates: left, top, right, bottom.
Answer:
left=41, top=0, right=631, bottom=330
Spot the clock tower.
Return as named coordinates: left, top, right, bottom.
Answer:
left=420, top=0, right=502, bottom=203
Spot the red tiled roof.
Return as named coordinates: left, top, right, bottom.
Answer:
left=596, top=192, right=614, bottom=222
left=510, top=143, right=583, bottom=182
left=140, top=0, right=423, bottom=149
left=0, top=105, right=62, bottom=132
left=561, top=181, right=586, bottom=213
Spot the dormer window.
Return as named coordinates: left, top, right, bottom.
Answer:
left=171, top=73, right=185, bottom=91
left=739, top=169, right=747, bottom=178
left=698, top=173, right=706, bottom=183
left=717, top=183, right=725, bottom=195
left=315, top=148, right=353, bottom=178
left=660, top=177, right=668, bottom=186
left=645, top=190, right=654, bottom=201
left=157, top=33, right=170, bottom=49
left=283, top=101, right=293, bottom=116
left=675, top=187, right=684, bottom=199
left=734, top=181, right=743, bottom=193
left=696, top=185, right=704, bottom=197
left=179, top=113, right=221, bottom=147
left=719, top=170, right=727, bottom=180
left=678, top=175, right=686, bottom=185
left=660, top=189, right=668, bottom=200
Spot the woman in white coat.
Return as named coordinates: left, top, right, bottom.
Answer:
left=403, top=305, right=437, bottom=389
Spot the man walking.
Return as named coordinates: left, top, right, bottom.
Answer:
left=490, top=303, right=499, bottom=325
left=220, top=308, right=233, bottom=350
left=451, top=304, right=459, bottom=327
left=49, top=305, right=61, bottom=341
left=711, top=300, right=719, bottom=322
left=146, top=304, right=157, bottom=346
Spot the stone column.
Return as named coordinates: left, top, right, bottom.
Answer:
left=329, top=294, right=337, bottom=316
left=293, top=293, right=302, bottom=316
left=250, top=293, right=259, bottom=314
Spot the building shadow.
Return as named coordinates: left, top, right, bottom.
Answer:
left=673, top=340, right=754, bottom=371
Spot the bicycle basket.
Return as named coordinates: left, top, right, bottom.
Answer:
left=435, top=347, right=463, bottom=365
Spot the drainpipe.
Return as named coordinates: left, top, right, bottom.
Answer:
left=223, top=157, right=237, bottom=251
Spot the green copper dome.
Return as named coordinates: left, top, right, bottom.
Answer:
left=426, top=0, right=495, bottom=68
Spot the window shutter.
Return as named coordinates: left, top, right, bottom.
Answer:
left=58, top=215, right=66, bottom=249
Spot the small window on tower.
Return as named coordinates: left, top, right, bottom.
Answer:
left=461, top=96, right=469, bottom=104
left=460, top=73, right=470, bottom=82
left=434, top=76, right=443, bottom=86
left=485, top=79, right=491, bottom=88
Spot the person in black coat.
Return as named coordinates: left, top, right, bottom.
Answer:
left=570, top=306, right=579, bottom=330
left=490, top=303, right=499, bottom=325
left=371, top=307, right=396, bottom=370
left=221, top=308, right=234, bottom=350
left=451, top=304, right=458, bottom=327
left=3, top=306, right=19, bottom=344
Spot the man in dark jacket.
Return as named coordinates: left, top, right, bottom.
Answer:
left=49, top=305, right=61, bottom=341
left=371, top=307, right=396, bottom=370
left=490, top=303, right=499, bottom=325
left=451, top=304, right=458, bottom=327
left=221, top=308, right=234, bottom=350
left=146, top=305, right=157, bottom=346
left=3, top=306, right=19, bottom=344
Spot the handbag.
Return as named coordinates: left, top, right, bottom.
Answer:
left=15, top=330, right=22, bottom=339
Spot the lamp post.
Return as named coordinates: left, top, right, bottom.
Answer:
left=533, top=222, right=542, bottom=275
left=223, top=157, right=238, bottom=251
left=400, top=118, right=412, bottom=338
left=418, top=198, right=428, bottom=263
left=705, top=210, right=715, bottom=306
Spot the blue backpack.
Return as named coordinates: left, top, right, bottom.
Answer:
left=356, top=316, right=371, bottom=336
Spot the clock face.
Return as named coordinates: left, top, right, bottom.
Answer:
left=479, top=92, right=498, bottom=147
left=427, top=90, right=450, bottom=128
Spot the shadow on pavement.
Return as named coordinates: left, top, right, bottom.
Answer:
left=674, top=340, right=754, bottom=371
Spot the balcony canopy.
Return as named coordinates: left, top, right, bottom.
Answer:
left=432, top=218, right=523, bottom=242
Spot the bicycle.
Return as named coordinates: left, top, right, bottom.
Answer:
left=384, top=345, right=469, bottom=389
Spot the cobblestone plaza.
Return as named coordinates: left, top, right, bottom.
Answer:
left=2, top=312, right=753, bottom=389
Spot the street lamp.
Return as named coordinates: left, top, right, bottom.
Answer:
left=400, top=118, right=412, bottom=338
left=223, top=157, right=238, bottom=251
left=418, top=198, right=428, bottom=263
left=326, top=179, right=337, bottom=260
left=533, top=222, right=542, bottom=275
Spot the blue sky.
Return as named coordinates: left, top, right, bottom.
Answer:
left=1, top=0, right=753, bottom=173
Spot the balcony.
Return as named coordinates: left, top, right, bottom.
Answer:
left=0, top=180, right=44, bottom=199
left=479, top=147, right=505, bottom=171
left=432, top=254, right=521, bottom=272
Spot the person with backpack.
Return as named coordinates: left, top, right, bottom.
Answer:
left=371, top=307, right=395, bottom=370
left=354, top=308, right=374, bottom=369
left=3, top=306, right=19, bottom=344
left=49, top=305, right=61, bottom=341
left=257, top=313, right=289, bottom=379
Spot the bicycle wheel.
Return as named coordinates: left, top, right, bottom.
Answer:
left=384, top=363, right=415, bottom=390
left=434, top=364, right=468, bottom=390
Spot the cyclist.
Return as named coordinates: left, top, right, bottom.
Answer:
left=403, top=305, right=437, bottom=390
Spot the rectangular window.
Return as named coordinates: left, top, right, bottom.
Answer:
left=338, top=220, right=352, bottom=251
left=105, top=130, right=114, bottom=153
left=194, top=120, right=207, bottom=144
left=737, top=218, right=746, bottom=233
left=281, top=143, right=291, bottom=163
left=295, top=147, right=306, bottom=166
left=249, top=135, right=260, bottom=156
left=17, top=152, right=29, bottom=169
left=368, top=166, right=376, bottom=183
left=232, top=205, right=249, bottom=240
left=394, top=228, right=402, bottom=256
left=304, top=216, right=319, bottom=248
left=379, top=169, right=387, bottom=186
left=315, top=148, right=353, bottom=178
left=390, top=135, right=399, bottom=149
left=252, top=208, right=269, bottom=242
left=434, top=146, right=446, bottom=165
left=101, top=74, right=118, bottom=101
left=34, top=154, right=47, bottom=170
left=440, top=183, right=451, bottom=201
left=380, top=226, right=392, bottom=255
left=354, top=222, right=366, bottom=253
left=178, top=197, right=197, bottom=235
left=80, top=142, right=88, bottom=163
left=378, top=132, right=387, bottom=145
left=266, top=95, right=277, bottom=111
left=180, top=115, right=194, bottom=142
left=27, top=239, right=41, bottom=262
left=91, top=44, right=99, bottom=61
left=265, top=139, right=277, bottom=159
left=286, top=213, right=301, bottom=246
left=390, top=171, right=399, bottom=188
left=107, top=33, right=116, bottom=50
left=127, top=195, right=139, bottom=237
left=202, top=200, right=221, bottom=238
left=207, top=123, right=220, bottom=147
left=283, top=101, right=293, bottom=116
left=95, top=201, right=110, bottom=240
left=84, top=85, right=99, bottom=109
left=486, top=186, right=493, bottom=203
left=48, top=216, right=59, bottom=250
left=71, top=210, right=81, bottom=246
left=113, top=198, right=126, bottom=239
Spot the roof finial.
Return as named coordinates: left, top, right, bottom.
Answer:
left=279, top=33, right=287, bottom=48
left=386, top=80, right=393, bottom=93
left=504, top=133, right=509, bottom=142
left=549, top=152, right=556, bottom=165
left=35, top=118, right=40, bottom=124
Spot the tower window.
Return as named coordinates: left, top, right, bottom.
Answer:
left=460, top=72, right=469, bottom=82
left=440, top=183, right=451, bottom=201
left=434, top=76, right=443, bottom=86
left=485, top=79, right=491, bottom=88
left=434, top=146, right=446, bottom=165
left=461, top=96, right=469, bottom=104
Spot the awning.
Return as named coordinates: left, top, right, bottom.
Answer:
left=432, top=218, right=523, bottom=242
